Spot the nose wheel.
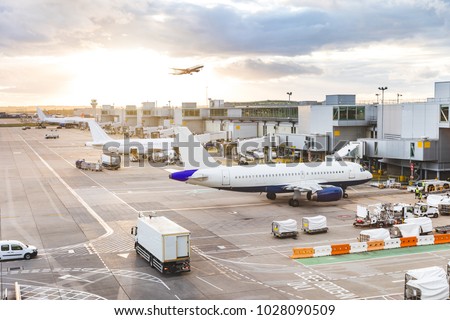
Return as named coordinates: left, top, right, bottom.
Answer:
left=289, top=199, right=300, bottom=207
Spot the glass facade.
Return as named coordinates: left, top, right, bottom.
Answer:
left=182, top=109, right=200, bottom=117
left=440, top=104, right=449, bottom=122
left=333, top=106, right=365, bottom=120
left=210, top=109, right=228, bottom=117
left=126, top=110, right=137, bottom=116
left=241, top=107, right=297, bottom=119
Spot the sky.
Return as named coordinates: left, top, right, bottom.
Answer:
left=1, top=0, right=450, bottom=107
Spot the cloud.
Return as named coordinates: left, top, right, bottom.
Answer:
left=217, top=58, right=322, bottom=80
left=1, top=0, right=450, bottom=57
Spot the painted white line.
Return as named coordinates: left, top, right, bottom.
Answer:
left=195, top=276, right=224, bottom=291
left=20, top=136, right=113, bottom=239
left=392, top=280, right=404, bottom=283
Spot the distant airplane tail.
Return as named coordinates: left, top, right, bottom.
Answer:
left=174, top=127, right=219, bottom=169
left=87, top=120, right=112, bottom=143
left=36, top=107, right=47, bottom=121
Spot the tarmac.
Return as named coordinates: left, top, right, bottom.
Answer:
left=1, top=125, right=449, bottom=300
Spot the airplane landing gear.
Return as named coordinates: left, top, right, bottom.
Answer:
left=288, top=190, right=301, bottom=207
left=307, top=191, right=312, bottom=201
left=342, top=188, right=348, bottom=198
left=289, top=199, right=300, bottom=207
left=266, top=192, right=276, bottom=200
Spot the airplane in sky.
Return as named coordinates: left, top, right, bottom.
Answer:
left=36, top=107, right=91, bottom=126
left=169, top=127, right=373, bottom=207
left=86, top=120, right=174, bottom=156
left=170, top=64, right=204, bottom=75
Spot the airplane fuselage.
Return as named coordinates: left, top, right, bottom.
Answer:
left=170, top=161, right=372, bottom=192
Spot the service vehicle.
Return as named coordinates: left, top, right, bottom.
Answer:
left=412, top=202, right=439, bottom=218
left=0, top=240, right=38, bottom=260
left=407, top=180, right=450, bottom=193
left=45, top=133, right=59, bottom=139
left=354, top=204, right=400, bottom=228
left=272, top=219, right=298, bottom=239
left=131, top=215, right=190, bottom=274
left=301, top=215, right=328, bottom=234
left=101, top=152, right=121, bottom=170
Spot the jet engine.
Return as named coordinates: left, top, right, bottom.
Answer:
left=309, top=187, right=343, bottom=202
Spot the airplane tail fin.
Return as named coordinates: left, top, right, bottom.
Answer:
left=87, top=120, right=112, bottom=143
left=36, top=107, right=47, bottom=121
left=174, top=127, right=219, bottom=169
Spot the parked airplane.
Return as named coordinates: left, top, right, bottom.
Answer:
left=36, top=107, right=91, bottom=126
left=86, top=120, right=174, bottom=156
left=170, top=65, right=204, bottom=75
left=169, top=127, right=373, bottom=206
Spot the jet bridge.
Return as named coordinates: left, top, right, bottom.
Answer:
left=334, top=141, right=363, bottom=160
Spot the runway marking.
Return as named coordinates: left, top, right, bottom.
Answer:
left=37, top=139, right=140, bottom=215
left=196, top=276, right=224, bottom=291
left=192, top=246, right=304, bottom=299
left=20, top=136, right=113, bottom=239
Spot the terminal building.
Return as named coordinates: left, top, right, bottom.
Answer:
left=78, top=80, right=450, bottom=180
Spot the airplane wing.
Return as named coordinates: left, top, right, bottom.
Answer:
left=283, top=180, right=326, bottom=193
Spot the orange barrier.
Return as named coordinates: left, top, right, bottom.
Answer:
left=367, top=240, right=384, bottom=251
left=290, top=247, right=314, bottom=259
left=400, top=236, right=418, bottom=247
left=434, top=234, right=450, bottom=244
left=331, top=244, right=351, bottom=255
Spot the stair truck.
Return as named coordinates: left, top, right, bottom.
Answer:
left=131, top=215, right=191, bottom=274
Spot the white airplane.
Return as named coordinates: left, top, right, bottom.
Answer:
left=36, top=107, right=91, bottom=126
left=86, top=120, right=174, bottom=156
left=169, top=127, right=373, bottom=207
left=170, top=64, right=204, bottom=75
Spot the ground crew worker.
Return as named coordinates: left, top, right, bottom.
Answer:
left=418, top=191, right=423, bottom=200
left=415, top=187, right=419, bottom=199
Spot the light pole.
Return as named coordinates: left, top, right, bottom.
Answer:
left=378, top=87, right=388, bottom=139
left=286, top=92, right=292, bottom=102
left=397, top=93, right=402, bottom=104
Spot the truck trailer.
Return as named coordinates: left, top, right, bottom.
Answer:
left=131, top=215, right=190, bottom=274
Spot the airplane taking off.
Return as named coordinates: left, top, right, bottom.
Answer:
left=169, top=127, right=373, bottom=207
left=36, top=107, right=91, bottom=126
left=170, top=65, right=204, bottom=75
left=86, top=120, right=174, bottom=155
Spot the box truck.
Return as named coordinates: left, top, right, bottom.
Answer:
left=131, top=215, right=190, bottom=274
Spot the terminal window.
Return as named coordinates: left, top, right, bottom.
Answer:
left=440, top=104, right=449, bottom=122
left=333, top=106, right=365, bottom=120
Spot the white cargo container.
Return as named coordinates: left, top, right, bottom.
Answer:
left=301, top=215, right=328, bottom=234
left=272, top=219, right=298, bottom=239
left=404, top=266, right=449, bottom=300
left=404, top=217, right=433, bottom=234
left=131, top=215, right=190, bottom=274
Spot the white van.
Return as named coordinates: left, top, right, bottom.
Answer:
left=0, top=240, right=38, bottom=260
